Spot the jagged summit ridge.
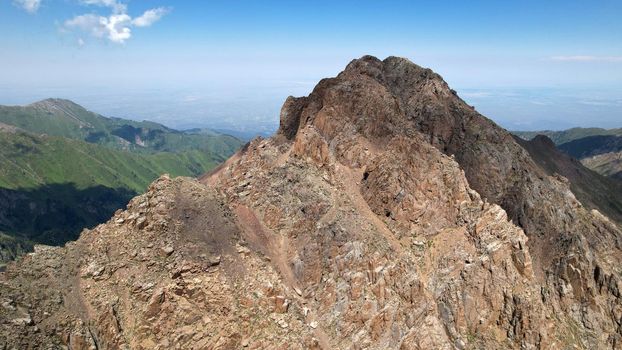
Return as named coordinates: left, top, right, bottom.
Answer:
left=261, top=54, right=622, bottom=348
left=278, top=55, right=456, bottom=142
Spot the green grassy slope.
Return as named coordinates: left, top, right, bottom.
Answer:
left=0, top=99, right=110, bottom=139
left=0, top=130, right=232, bottom=252
left=0, top=131, right=221, bottom=192
left=0, top=98, right=243, bottom=155
left=0, top=99, right=244, bottom=263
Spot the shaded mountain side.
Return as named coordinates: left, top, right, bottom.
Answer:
left=2, top=56, right=622, bottom=349
left=559, top=136, right=622, bottom=180
left=0, top=98, right=244, bottom=155
left=0, top=129, right=238, bottom=263
left=0, top=183, right=135, bottom=246
left=559, top=134, right=622, bottom=159
left=0, top=232, right=33, bottom=266
left=513, top=127, right=622, bottom=145
left=514, top=135, right=622, bottom=224
left=513, top=129, right=622, bottom=180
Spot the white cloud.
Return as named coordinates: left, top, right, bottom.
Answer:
left=64, top=13, right=132, bottom=43
left=105, top=14, right=132, bottom=43
left=63, top=2, right=170, bottom=44
left=132, top=7, right=169, bottom=27
left=80, top=0, right=126, bottom=14
left=14, top=0, right=41, bottom=13
left=550, top=56, right=622, bottom=62
left=65, top=14, right=107, bottom=39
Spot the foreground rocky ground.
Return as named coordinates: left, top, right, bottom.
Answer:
left=2, top=56, right=622, bottom=349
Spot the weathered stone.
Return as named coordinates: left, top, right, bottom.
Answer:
left=161, top=246, right=174, bottom=256
left=1, top=56, right=621, bottom=350
left=274, top=295, right=289, bottom=313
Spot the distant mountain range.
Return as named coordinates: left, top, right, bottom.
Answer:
left=0, top=98, right=242, bottom=154
left=514, top=127, right=622, bottom=180
left=0, top=99, right=244, bottom=263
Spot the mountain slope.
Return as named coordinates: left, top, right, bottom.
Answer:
left=0, top=98, right=242, bottom=155
left=1, top=56, right=621, bottom=349
left=513, top=127, right=622, bottom=145
left=513, top=129, right=622, bottom=180
left=0, top=130, right=224, bottom=192
left=582, top=151, right=622, bottom=179
left=0, top=99, right=114, bottom=140
left=0, top=128, right=238, bottom=263
left=558, top=134, right=622, bottom=159
left=514, top=135, right=622, bottom=222
left=0, top=100, right=243, bottom=262
left=557, top=135, right=622, bottom=180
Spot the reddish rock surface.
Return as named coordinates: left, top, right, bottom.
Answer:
left=1, top=56, right=621, bottom=349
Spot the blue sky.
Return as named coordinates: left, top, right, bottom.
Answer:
left=1, top=0, right=621, bottom=132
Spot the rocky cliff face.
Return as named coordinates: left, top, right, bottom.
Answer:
left=2, top=56, right=622, bottom=349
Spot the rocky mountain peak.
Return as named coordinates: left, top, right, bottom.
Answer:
left=530, top=134, right=557, bottom=148
left=2, top=56, right=622, bottom=349
left=277, top=55, right=456, bottom=143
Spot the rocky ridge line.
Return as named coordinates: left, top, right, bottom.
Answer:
left=1, top=56, right=622, bottom=349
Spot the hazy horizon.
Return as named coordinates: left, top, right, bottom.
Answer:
left=2, top=81, right=621, bottom=134
left=2, top=0, right=621, bottom=133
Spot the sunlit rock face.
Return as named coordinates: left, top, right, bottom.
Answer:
left=2, top=56, right=622, bottom=349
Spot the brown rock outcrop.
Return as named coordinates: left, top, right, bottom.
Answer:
left=1, top=56, right=621, bottom=349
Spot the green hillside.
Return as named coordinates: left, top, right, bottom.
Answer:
left=0, top=98, right=243, bottom=155
left=0, top=99, right=244, bottom=264
left=0, top=131, right=223, bottom=192
left=0, top=130, right=238, bottom=261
